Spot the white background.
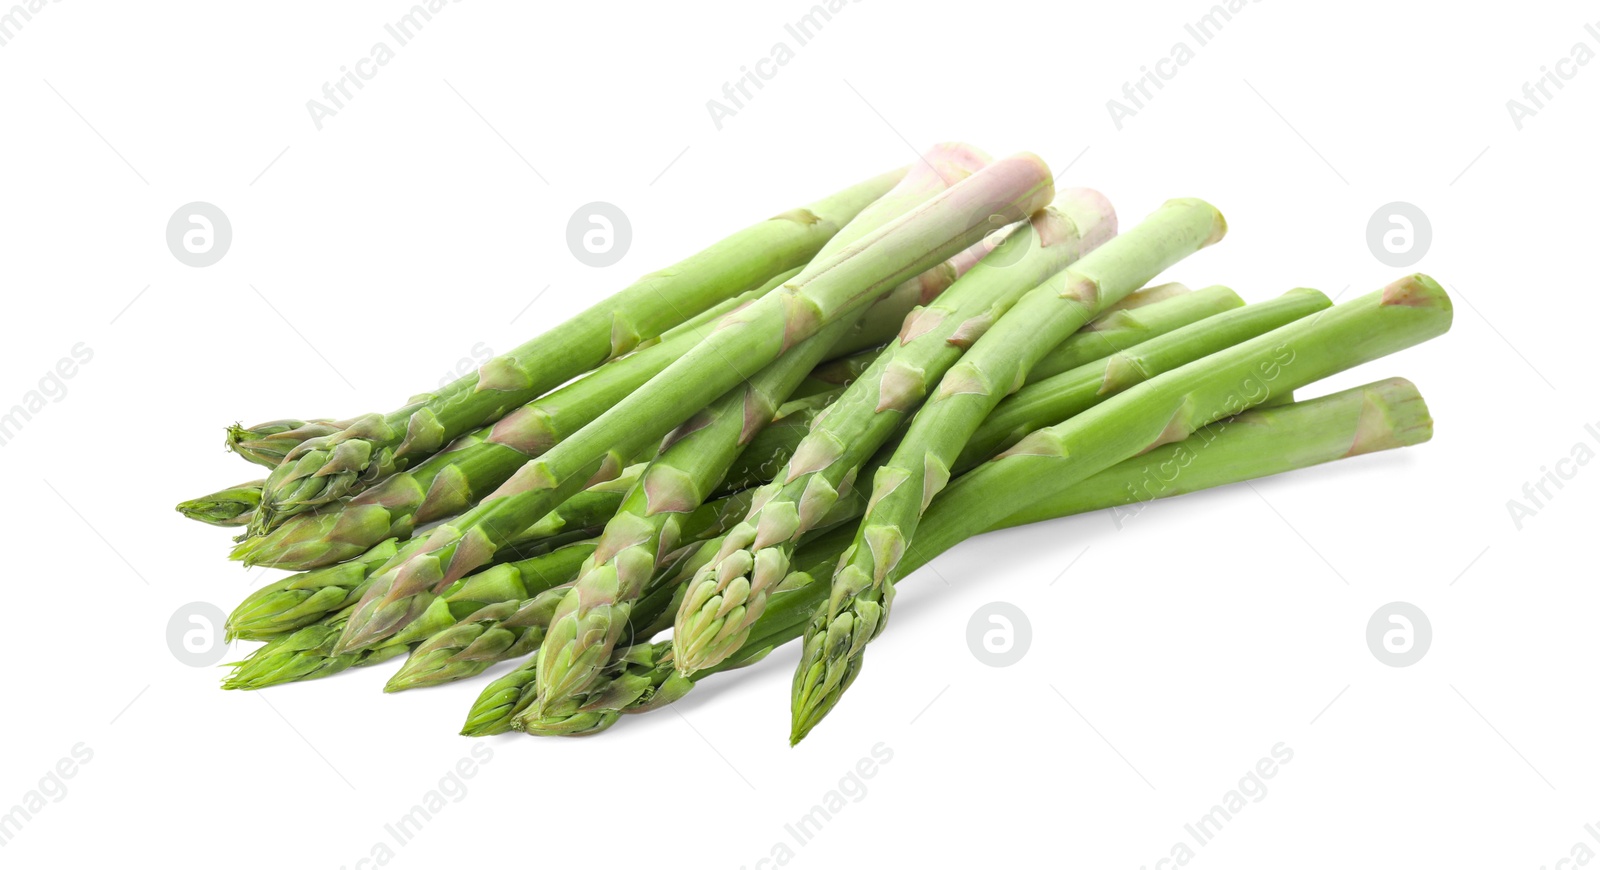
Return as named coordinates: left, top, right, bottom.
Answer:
left=1, top=1, right=1595, bottom=867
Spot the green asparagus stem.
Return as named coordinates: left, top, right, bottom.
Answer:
left=790, top=274, right=1453, bottom=742
left=333, top=152, right=1058, bottom=655
left=175, top=480, right=263, bottom=527
left=249, top=169, right=908, bottom=533
left=1026, top=283, right=1244, bottom=381
left=808, top=278, right=1209, bottom=403
left=530, top=144, right=1005, bottom=717
left=222, top=542, right=596, bottom=690
left=792, top=347, right=885, bottom=398
left=516, top=376, right=1435, bottom=736
left=955, top=287, right=1331, bottom=466
left=672, top=188, right=1119, bottom=674
left=995, top=376, right=1433, bottom=529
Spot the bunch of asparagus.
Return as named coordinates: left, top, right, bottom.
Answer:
left=182, top=143, right=1451, bottom=742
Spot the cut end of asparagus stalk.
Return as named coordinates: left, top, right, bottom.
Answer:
left=1346, top=377, right=1433, bottom=455
left=1049, top=187, right=1118, bottom=253
left=914, top=142, right=993, bottom=187
left=1380, top=273, right=1453, bottom=315
left=1163, top=196, right=1229, bottom=248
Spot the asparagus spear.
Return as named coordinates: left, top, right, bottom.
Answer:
left=175, top=480, right=263, bottom=527
left=331, top=153, right=1058, bottom=655
left=249, top=169, right=908, bottom=534
left=671, top=190, right=1118, bottom=673
left=382, top=590, right=569, bottom=692
left=529, top=145, right=1012, bottom=717
left=955, top=287, right=1332, bottom=466
left=222, top=542, right=595, bottom=690
left=503, top=376, right=1435, bottom=736
left=1026, top=283, right=1243, bottom=381
left=999, top=376, right=1433, bottom=528
left=790, top=274, right=1453, bottom=741
left=673, top=198, right=1222, bottom=675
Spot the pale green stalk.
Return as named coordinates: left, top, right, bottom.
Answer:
left=955, top=287, right=1331, bottom=466
left=1027, top=283, right=1243, bottom=381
